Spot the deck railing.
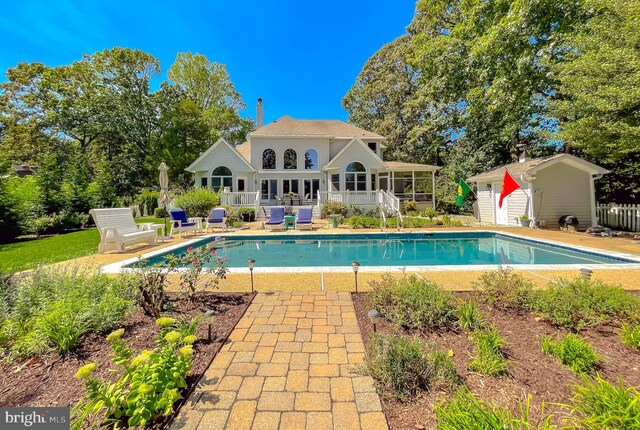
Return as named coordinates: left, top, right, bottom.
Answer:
left=317, top=191, right=379, bottom=207
left=221, top=191, right=261, bottom=209
left=597, top=203, right=640, bottom=231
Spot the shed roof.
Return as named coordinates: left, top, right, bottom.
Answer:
left=384, top=161, right=439, bottom=171
left=467, top=154, right=608, bottom=182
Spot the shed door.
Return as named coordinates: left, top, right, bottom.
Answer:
left=493, top=182, right=509, bottom=225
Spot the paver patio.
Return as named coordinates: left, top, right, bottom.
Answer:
left=170, top=291, right=388, bottom=430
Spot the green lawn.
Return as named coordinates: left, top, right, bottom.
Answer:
left=0, top=218, right=169, bottom=274
left=0, top=229, right=100, bottom=273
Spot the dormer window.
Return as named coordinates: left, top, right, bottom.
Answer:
left=368, top=142, right=377, bottom=152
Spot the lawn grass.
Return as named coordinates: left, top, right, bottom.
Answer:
left=0, top=229, right=100, bottom=273
left=0, top=218, right=168, bottom=274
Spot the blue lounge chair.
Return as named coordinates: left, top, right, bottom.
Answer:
left=296, top=208, right=314, bottom=230
left=265, top=207, right=285, bottom=231
left=206, top=208, right=227, bottom=232
left=169, top=208, right=199, bottom=237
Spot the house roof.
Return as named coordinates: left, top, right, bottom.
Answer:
left=467, top=154, right=608, bottom=182
left=235, top=141, right=251, bottom=161
left=384, top=161, right=439, bottom=171
left=250, top=116, right=383, bottom=138
left=186, top=138, right=255, bottom=172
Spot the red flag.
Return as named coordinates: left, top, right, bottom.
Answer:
left=498, top=169, right=520, bottom=208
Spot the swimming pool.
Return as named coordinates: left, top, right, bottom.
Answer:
left=128, top=232, right=639, bottom=271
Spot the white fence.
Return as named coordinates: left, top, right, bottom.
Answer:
left=597, top=203, right=640, bottom=231
left=220, top=191, right=261, bottom=214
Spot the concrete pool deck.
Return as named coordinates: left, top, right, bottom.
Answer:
left=67, top=225, right=640, bottom=291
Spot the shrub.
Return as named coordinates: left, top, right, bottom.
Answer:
left=620, top=323, right=640, bottom=350
left=154, top=207, right=167, bottom=218
left=345, top=216, right=381, bottom=229
left=473, top=267, right=534, bottom=311
left=163, top=244, right=229, bottom=299
left=321, top=201, right=348, bottom=218
left=136, top=189, right=160, bottom=216
left=541, top=333, right=602, bottom=374
left=566, top=376, right=640, bottom=429
left=238, top=207, right=256, bottom=222
left=72, top=323, right=195, bottom=429
left=530, top=278, right=639, bottom=331
left=366, top=333, right=458, bottom=398
left=131, top=266, right=168, bottom=318
left=422, top=208, right=438, bottom=221
left=370, top=273, right=455, bottom=329
left=402, top=200, right=418, bottom=214
left=0, top=170, right=23, bottom=243
left=456, top=300, right=485, bottom=331
left=469, top=327, right=509, bottom=376
left=0, top=266, right=135, bottom=360
left=436, top=389, right=555, bottom=429
left=441, top=215, right=463, bottom=227
left=173, top=188, right=220, bottom=218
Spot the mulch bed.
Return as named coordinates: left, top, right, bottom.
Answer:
left=0, top=292, right=254, bottom=427
left=352, top=292, right=640, bottom=430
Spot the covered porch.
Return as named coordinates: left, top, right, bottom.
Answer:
left=379, top=162, right=438, bottom=209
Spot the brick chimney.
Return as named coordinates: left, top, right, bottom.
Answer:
left=256, top=98, right=264, bottom=128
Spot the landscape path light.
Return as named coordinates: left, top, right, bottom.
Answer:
left=204, top=309, right=216, bottom=342
left=368, top=309, right=382, bottom=332
left=248, top=258, right=256, bottom=293
left=352, top=261, right=360, bottom=293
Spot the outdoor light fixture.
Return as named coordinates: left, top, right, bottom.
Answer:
left=368, top=309, right=382, bottom=332
left=580, top=268, right=593, bottom=280
left=248, top=258, right=256, bottom=293
left=204, top=309, right=216, bottom=342
left=352, top=261, right=360, bottom=293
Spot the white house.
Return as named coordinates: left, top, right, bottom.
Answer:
left=186, top=99, right=438, bottom=216
left=468, top=153, right=609, bottom=228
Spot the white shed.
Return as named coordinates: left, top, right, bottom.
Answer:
left=468, top=154, right=608, bottom=229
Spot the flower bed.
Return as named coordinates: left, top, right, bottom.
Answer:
left=352, top=273, right=640, bottom=429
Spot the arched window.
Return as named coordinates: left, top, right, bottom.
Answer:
left=211, top=166, right=233, bottom=191
left=304, top=149, right=318, bottom=170
left=262, top=149, right=276, bottom=169
left=345, top=162, right=367, bottom=191
left=284, top=149, right=297, bottom=170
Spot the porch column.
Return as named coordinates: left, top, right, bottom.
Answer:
left=432, top=170, right=436, bottom=209
left=412, top=170, right=415, bottom=201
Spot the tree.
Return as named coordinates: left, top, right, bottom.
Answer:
left=167, top=52, right=254, bottom=145
left=550, top=0, right=640, bottom=202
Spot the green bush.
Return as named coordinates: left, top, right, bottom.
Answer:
left=370, top=273, right=455, bottom=329
left=72, top=323, right=195, bottom=429
left=402, top=200, right=418, bottom=214
left=0, top=266, right=135, bottom=360
left=345, top=216, right=381, bottom=229
left=620, top=323, right=640, bottom=350
left=422, top=208, right=438, bottom=221
left=469, top=327, right=509, bottom=376
left=530, top=278, right=639, bottom=331
left=566, top=376, right=640, bottom=429
left=456, top=300, right=485, bottom=331
left=436, top=389, right=555, bottom=430
left=173, top=188, right=220, bottom=218
left=473, top=267, right=534, bottom=311
left=154, top=207, right=167, bottom=218
left=366, top=333, right=458, bottom=398
left=238, top=207, right=256, bottom=222
left=136, top=189, right=160, bottom=216
left=321, top=201, right=348, bottom=218
left=541, top=333, right=601, bottom=375
left=0, top=166, right=22, bottom=243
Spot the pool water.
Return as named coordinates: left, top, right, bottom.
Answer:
left=137, top=232, right=634, bottom=268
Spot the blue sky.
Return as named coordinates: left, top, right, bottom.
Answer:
left=0, top=0, right=416, bottom=123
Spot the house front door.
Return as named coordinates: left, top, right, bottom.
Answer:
left=303, top=179, right=320, bottom=201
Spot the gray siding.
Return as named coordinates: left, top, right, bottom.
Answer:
left=506, top=180, right=531, bottom=226
left=533, top=162, right=592, bottom=228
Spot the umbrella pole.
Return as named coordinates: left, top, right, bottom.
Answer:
left=164, top=203, right=168, bottom=239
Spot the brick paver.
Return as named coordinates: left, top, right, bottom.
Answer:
left=171, top=292, right=388, bottom=430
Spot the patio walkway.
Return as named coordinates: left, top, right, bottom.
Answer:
left=171, top=292, right=388, bottom=430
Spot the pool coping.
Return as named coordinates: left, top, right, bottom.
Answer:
left=99, top=230, right=640, bottom=274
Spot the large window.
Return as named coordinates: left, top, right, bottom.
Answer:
left=305, top=149, right=318, bottom=170
left=211, top=166, right=232, bottom=191
left=331, top=174, right=340, bottom=191
left=262, top=148, right=276, bottom=169
left=284, top=149, right=297, bottom=169
left=345, top=162, right=367, bottom=191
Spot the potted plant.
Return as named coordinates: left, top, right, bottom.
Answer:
left=520, top=214, right=531, bottom=227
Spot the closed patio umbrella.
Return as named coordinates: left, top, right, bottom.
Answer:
left=159, top=162, right=171, bottom=239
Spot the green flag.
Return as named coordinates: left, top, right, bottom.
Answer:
left=456, top=178, right=472, bottom=206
